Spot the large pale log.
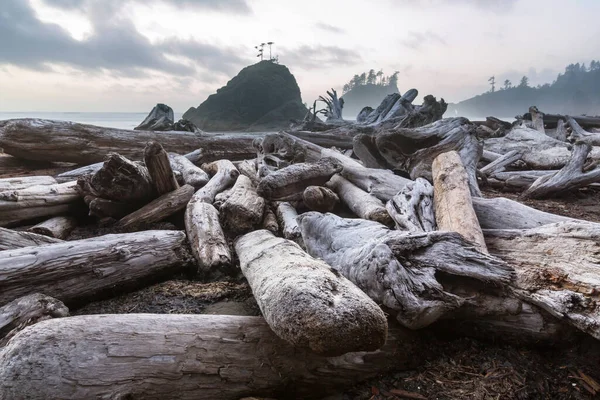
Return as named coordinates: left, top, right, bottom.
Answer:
left=0, top=314, right=420, bottom=400
left=386, top=177, right=435, bottom=232
left=484, top=221, right=600, bottom=340
left=220, top=176, right=265, bottom=235
left=119, top=185, right=194, bottom=230
left=298, top=212, right=513, bottom=329
left=472, top=196, right=576, bottom=229
left=28, top=216, right=77, bottom=239
left=303, top=186, right=339, bottom=212
left=185, top=201, right=231, bottom=274
left=193, top=160, right=239, bottom=204
left=327, top=175, right=392, bottom=226
left=0, top=119, right=257, bottom=164
left=321, top=148, right=410, bottom=201
left=144, top=141, right=179, bottom=195
left=235, top=230, right=387, bottom=356
left=0, top=230, right=192, bottom=307
left=0, top=176, right=57, bottom=191
left=522, top=142, right=600, bottom=199
left=432, top=151, right=487, bottom=253
left=257, top=158, right=342, bottom=201
left=168, top=153, right=209, bottom=188
left=275, top=202, right=302, bottom=244
left=0, top=227, right=62, bottom=250
left=0, top=293, right=68, bottom=347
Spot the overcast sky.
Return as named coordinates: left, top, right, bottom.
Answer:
left=1, top=0, right=599, bottom=112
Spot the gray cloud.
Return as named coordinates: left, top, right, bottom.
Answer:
left=314, top=22, right=345, bottom=34
left=401, top=31, right=447, bottom=50
left=392, top=0, right=518, bottom=12
left=43, top=0, right=252, bottom=14
left=279, top=45, right=361, bottom=70
left=0, top=0, right=249, bottom=78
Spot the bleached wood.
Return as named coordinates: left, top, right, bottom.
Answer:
left=0, top=230, right=192, bottom=307
left=485, top=170, right=552, bottom=191
left=193, top=160, right=239, bottom=204
left=0, top=293, right=68, bottom=346
left=220, top=176, right=265, bottom=235
left=119, top=185, right=194, bottom=229
left=0, top=314, right=418, bottom=400
left=480, top=150, right=523, bottom=176
left=327, top=174, right=392, bottom=226
left=432, top=151, right=487, bottom=253
left=0, top=176, right=57, bottom=192
left=276, top=202, right=302, bottom=244
left=0, top=227, right=62, bottom=250
left=185, top=200, right=231, bottom=274
left=298, top=212, right=513, bottom=329
left=529, top=106, right=545, bottom=134
left=28, top=216, right=77, bottom=239
left=0, top=204, right=74, bottom=228
left=0, top=181, right=79, bottom=210
left=386, top=177, right=435, bottom=232
left=235, top=230, right=387, bottom=356
left=234, top=159, right=260, bottom=187
left=567, top=116, right=600, bottom=146
left=168, top=153, right=209, bottom=189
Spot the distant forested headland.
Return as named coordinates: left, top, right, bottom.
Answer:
left=340, top=70, right=400, bottom=118
left=448, top=61, right=600, bottom=117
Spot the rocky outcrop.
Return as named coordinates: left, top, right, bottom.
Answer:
left=183, top=61, right=307, bottom=132
left=135, top=104, right=201, bottom=133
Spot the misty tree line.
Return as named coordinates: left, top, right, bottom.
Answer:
left=486, top=60, right=600, bottom=93
left=342, top=70, right=400, bottom=94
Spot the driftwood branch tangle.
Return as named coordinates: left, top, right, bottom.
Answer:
left=235, top=230, right=387, bottom=356
left=386, top=177, right=435, bottom=232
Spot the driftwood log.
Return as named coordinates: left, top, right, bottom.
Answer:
left=0, top=230, right=192, bottom=307
left=0, top=176, right=57, bottom=191
left=144, top=141, right=179, bottom=195
left=235, top=230, right=388, bottom=356
left=194, top=160, right=239, bottom=204
left=275, top=202, right=302, bottom=244
left=302, top=186, right=339, bottom=212
left=386, top=177, right=435, bottom=232
left=0, top=314, right=420, bottom=400
left=168, top=153, right=210, bottom=189
left=28, top=216, right=77, bottom=239
left=0, top=227, right=62, bottom=251
left=220, top=176, right=265, bottom=235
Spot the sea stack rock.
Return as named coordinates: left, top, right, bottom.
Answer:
left=183, top=61, right=307, bottom=131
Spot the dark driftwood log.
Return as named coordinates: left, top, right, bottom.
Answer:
left=220, top=176, right=265, bottom=235
left=298, top=212, right=513, bottom=330
left=521, top=112, right=600, bottom=129
left=321, top=148, right=410, bottom=201
left=257, top=158, right=342, bottom=201
left=168, top=153, right=209, bottom=189
left=0, top=119, right=257, bottom=164
left=144, top=141, right=179, bottom=195
left=0, top=176, right=57, bottom=191
left=194, top=160, right=239, bottom=204
left=77, top=154, right=154, bottom=203
left=262, top=207, right=279, bottom=233
left=484, top=221, right=600, bottom=340
left=386, top=177, right=435, bottom=232
left=0, top=293, right=68, bottom=347
left=303, top=186, right=339, bottom=212
left=0, top=227, right=62, bottom=250
left=522, top=142, right=600, bottom=199
left=235, top=230, right=387, bottom=356
left=433, top=151, right=487, bottom=253
left=327, top=175, right=393, bottom=226
left=118, top=185, right=194, bottom=230
left=354, top=117, right=482, bottom=196
left=0, top=314, right=420, bottom=400
left=185, top=200, right=231, bottom=274
left=28, top=216, right=77, bottom=239
left=0, top=230, right=192, bottom=307
left=85, top=196, right=138, bottom=220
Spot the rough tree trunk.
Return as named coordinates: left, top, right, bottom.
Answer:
left=297, top=212, right=513, bottom=330
left=432, top=151, right=487, bottom=252
left=28, top=216, right=77, bottom=239
left=0, top=227, right=62, bottom=251
left=0, top=314, right=421, bottom=400
left=0, top=230, right=192, bottom=307
left=235, top=230, right=388, bottom=356
left=144, top=141, right=179, bottom=195
left=386, top=178, right=435, bottom=232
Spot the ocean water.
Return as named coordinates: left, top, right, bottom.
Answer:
left=0, top=112, right=183, bottom=130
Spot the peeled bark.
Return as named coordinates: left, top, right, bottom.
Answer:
left=193, top=160, right=239, bottom=204
left=0, top=119, right=257, bottom=164
left=220, top=176, right=265, bottom=235
left=235, top=230, right=388, bottom=356
left=298, top=212, right=513, bottom=330
left=0, top=227, right=62, bottom=251
left=303, top=186, right=339, bottom=212
left=144, top=141, right=179, bottom=195
left=327, top=175, right=392, bottom=226
left=0, top=176, right=57, bottom=192
left=28, top=216, right=77, bottom=239
left=386, top=177, right=435, bottom=232
left=257, top=158, right=342, bottom=201
left=168, top=153, right=209, bottom=189
left=0, top=293, right=68, bottom=347
left=0, top=314, right=420, bottom=400
left=119, top=185, right=194, bottom=230
left=185, top=201, right=231, bottom=274
left=0, top=230, right=192, bottom=307
left=432, top=151, right=488, bottom=253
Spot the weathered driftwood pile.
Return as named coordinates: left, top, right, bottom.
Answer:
left=0, top=103, right=599, bottom=399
